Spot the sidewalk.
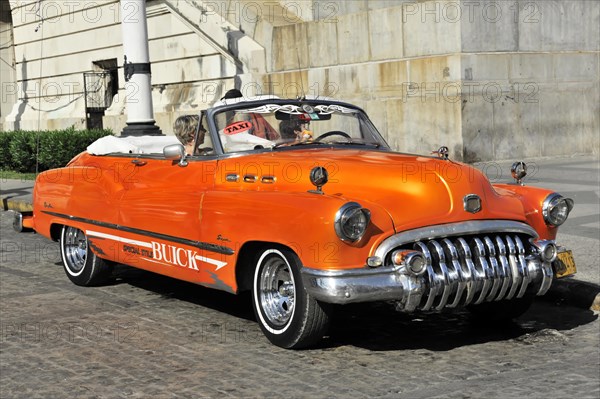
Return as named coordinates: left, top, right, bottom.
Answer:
left=2, top=155, right=599, bottom=311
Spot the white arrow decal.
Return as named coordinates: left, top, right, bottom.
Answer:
left=196, top=256, right=228, bottom=271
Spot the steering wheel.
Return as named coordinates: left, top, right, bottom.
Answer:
left=315, top=131, right=351, bottom=142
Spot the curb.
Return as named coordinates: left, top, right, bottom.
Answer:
left=1, top=197, right=33, bottom=213
left=543, top=278, right=600, bottom=312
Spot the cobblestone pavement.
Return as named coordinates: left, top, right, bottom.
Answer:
left=1, top=156, right=599, bottom=398
left=1, top=210, right=599, bottom=399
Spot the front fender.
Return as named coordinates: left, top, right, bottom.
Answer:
left=200, top=191, right=395, bottom=271
left=493, top=184, right=559, bottom=240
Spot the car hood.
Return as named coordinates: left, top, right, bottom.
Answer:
left=221, top=148, right=527, bottom=231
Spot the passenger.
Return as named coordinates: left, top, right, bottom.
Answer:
left=279, top=120, right=312, bottom=142
left=173, top=114, right=206, bottom=155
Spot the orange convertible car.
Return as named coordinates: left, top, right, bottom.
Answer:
left=18, top=97, right=576, bottom=348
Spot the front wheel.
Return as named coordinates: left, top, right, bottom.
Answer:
left=252, top=247, right=330, bottom=349
left=60, top=225, right=112, bottom=286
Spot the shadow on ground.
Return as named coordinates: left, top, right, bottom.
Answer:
left=109, top=263, right=598, bottom=351
left=323, top=300, right=597, bottom=351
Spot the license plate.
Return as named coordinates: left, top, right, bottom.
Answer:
left=554, top=250, right=577, bottom=278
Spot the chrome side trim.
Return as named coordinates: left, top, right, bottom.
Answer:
left=41, top=211, right=235, bottom=255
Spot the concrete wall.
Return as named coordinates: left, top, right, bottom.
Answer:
left=2, top=0, right=598, bottom=161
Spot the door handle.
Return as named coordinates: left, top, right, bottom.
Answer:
left=131, top=159, right=147, bottom=166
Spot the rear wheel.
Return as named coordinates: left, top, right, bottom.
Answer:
left=60, top=225, right=112, bottom=286
left=252, top=247, right=330, bottom=349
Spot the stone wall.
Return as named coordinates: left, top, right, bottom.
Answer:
left=458, top=0, right=599, bottom=161
left=2, top=0, right=598, bottom=161
left=0, top=3, right=17, bottom=131
left=266, top=0, right=599, bottom=161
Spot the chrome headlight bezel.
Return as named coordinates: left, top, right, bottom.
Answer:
left=334, top=202, right=371, bottom=243
left=542, top=193, right=574, bottom=227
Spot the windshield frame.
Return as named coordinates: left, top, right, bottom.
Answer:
left=205, top=99, right=391, bottom=156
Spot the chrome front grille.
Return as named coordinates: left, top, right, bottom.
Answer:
left=401, top=233, right=535, bottom=311
left=302, top=221, right=554, bottom=309
left=370, top=221, right=555, bottom=312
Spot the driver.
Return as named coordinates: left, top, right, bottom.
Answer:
left=279, top=120, right=312, bottom=142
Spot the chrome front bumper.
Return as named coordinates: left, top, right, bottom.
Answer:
left=301, top=220, right=557, bottom=312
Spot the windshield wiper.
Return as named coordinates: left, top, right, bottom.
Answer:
left=328, top=140, right=382, bottom=148
left=272, top=141, right=328, bottom=150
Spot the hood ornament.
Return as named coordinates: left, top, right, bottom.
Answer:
left=432, top=146, right=449, bottom=160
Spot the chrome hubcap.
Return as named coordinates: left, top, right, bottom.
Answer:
left=63, top=227, right=87, bottom=273
left=259, top=256, right=295, bottom=327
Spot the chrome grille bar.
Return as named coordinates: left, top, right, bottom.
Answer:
left=483, top=236, right=502, bottom=301
left=395, top=232, right=544, bottom=311
left=414, top=242, right=439, bottom=311
left=472, top=237, right=493, bottom=305
left=514, top=235, right=530, bottom=298
left=442, top=238, right=467, bottom=308
left=505, top=236, right=521, bottom=300
left=494, top=236, right=511, bottom=301
left=456, top=237, right=478, bottom=306
left=429, top=241, right=453, bottom=310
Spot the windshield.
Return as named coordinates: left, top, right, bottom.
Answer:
left=212, top=102, right=389, bottom=154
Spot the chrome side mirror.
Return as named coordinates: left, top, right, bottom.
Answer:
left=163, top=144, right=188, bottom=167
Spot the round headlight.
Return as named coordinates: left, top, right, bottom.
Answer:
left=542, top=193, right=574, bottom=227
left=335, top=202, right=371, bottom=242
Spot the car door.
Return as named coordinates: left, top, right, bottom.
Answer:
left=115, top=154, right=229, bottom=287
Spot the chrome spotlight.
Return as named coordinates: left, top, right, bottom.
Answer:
left=511, top=161, right=527, bottom=185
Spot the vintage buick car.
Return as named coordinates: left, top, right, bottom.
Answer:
left=18, top=96, right=576, bottom=348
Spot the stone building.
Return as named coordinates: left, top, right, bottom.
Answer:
left=1, top=0, right=598, bottom=161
